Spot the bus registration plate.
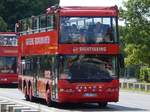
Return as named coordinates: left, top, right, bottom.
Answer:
left=83, top=93, right=97, bottom=97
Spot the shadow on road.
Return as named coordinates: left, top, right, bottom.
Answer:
left=0, top=84, right=18, bottom=88
left=57, top=103, right=147, bottom=111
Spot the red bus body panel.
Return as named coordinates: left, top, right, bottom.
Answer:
left=58, top=79, right=119, bottom=103
left=19, top=31, right=58, bottom=56
left=59, top=44, right=119, bottom=54
left=0, top=46, right=18, bottom=56
left=59, top=6, right=118, bottom=16
left=0, top=74, right=18, bottom=84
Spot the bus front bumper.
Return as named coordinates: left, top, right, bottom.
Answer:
left=58, top=92, right=119, bottom=103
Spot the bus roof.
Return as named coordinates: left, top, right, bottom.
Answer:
left=48, top=6, right=118, bottom=16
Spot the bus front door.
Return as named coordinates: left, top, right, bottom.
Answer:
left=51, top=57, right=58, bottom=101
left=33, top=57, right=40, bottom=97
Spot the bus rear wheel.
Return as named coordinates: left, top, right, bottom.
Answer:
left=24, top=86, right=29, bottom=101
left=29, top=86, right=34, bottom=102
left=46, top=89, right=54, bottom=107
left=98, top=102, right=108, bottom=108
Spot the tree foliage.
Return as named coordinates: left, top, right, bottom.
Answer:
left=0, top=16, right=7, bottom=31
left=120, top=0, right=150, bottom=67
left=0, top=0, right=59, bottom=31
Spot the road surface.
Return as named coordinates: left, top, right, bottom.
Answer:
left=0, top=87, right=149, bottom=112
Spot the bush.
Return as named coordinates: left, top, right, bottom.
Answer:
left=139, top=68, right=150, bottom=82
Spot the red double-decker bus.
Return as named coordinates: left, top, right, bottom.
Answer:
left=17, top=6, right=124, bottom=107
left=0, top=32, right=18, bottom=85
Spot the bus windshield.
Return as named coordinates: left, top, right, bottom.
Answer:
left=59, top=55, right=118, bottom=82
left=0, top=57, right=17, bottom=74
left=60, top=16, right=117, bottom=44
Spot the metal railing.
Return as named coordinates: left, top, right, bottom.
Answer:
left=120, top=82, right=150, bottom=92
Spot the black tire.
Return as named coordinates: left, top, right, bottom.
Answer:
left=24, top=86, right=29, bottom=101
left=29, top=86, right=34, bottom=102
left=98, top=102, right=108, bottom=108
left=46, top=89, right=54, bottom=107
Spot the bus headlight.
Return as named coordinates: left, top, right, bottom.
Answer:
left=106, top=88, right=118, bottom=92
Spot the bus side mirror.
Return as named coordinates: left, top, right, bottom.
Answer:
left=118, top=54, right=124, bottom=68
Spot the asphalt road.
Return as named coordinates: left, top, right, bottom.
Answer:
left=0, top=87, right=150, bottom=112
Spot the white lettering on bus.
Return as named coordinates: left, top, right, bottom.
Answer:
left=26, top=36, right=50, bottom=45
left=26, top=38, right=34, bottom=45
left=73, top=47, right=107, bottom=52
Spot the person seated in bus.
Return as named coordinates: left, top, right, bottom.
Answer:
left=94, top=22, right=102, bottom=33
left=0, top=38, right=3, bottom=45
left=60, top=25, right=72, bottom=43
left=11, top=61, right=17, bottom=73
left=103, top=27, right=113, bottom=42
left=71, top=24, right=79, bottom=34
left=94, top=22, right=105, bottom=42
left=70, top=24, right=81, bottom=42
left=94, top=23, right=111, bottom=43
left=79, top=29, right=86, bottom=43
left=86, top=24, right=96, bottom=43
left=3, top=38, right=8, bottom=46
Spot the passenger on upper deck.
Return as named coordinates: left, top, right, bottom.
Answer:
left=71, top=24, right=79, bottom=34
left=70, top=24, right=80, bottom=42
left=60, top=25, right=72, bottom=43
left=79, top=29, right=86, bottom=43
left=86, top=24, right=96, bottom=43
left=103, top=27, right=113, bottom=42
left=94, top=22, right=102, bottom=34
left=94, top=22, right=104, bottom=42
left=94, top=22, right=112, bottom=43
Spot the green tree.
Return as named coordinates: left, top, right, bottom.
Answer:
left=0, top=0, right=59, bottom=31
left=0, top=16, right=7, bottom=31
left=120, top=0, right=150, bottom=67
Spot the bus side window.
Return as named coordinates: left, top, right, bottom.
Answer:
left=32, top=17, right=39, bottom=30
left=25, top=58, right=32, bottom=75
left=40, top=56, right=53, bottom=79
left=11, top=58, right=17, bottom=73
left=47, top=15, right=54, bottom=29
left=40, top=15, right=46, bottom=31
left=21, top=58, right=25, bottom=75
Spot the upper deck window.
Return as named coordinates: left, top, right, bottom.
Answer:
left=0, top=34, right=18, bottom=46
left=60, top=16, right=118, bottom=44
left=18, top=14, right=55, bottom=35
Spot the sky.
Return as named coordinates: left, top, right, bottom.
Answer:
left=60, top=0, right=124, bottom=8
